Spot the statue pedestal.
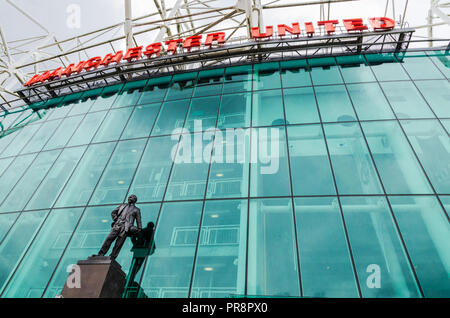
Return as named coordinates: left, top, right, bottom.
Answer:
left=61, top=256, right=126, bottom=298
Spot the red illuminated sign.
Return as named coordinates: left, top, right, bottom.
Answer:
left=25, top=17, right=395, bottom=87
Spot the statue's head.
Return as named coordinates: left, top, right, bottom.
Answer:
left=147, top=222, right=155, bottom=229
left=128, top=194, right=137, bottom=204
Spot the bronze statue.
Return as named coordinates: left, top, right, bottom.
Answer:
left=97, top=194, right=142, bottom=260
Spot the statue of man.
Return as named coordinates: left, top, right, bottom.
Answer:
left=97, top=194, right=142, bottom=260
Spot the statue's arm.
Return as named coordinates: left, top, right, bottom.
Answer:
left=111, top=205, right=121, bottom=220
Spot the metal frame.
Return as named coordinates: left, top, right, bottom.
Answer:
left=1, top=0, right=450, bottom=110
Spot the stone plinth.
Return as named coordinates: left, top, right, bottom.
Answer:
left=60, top=256, right=126, bottom=298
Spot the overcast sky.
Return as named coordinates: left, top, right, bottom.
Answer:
left=1, top=0, right=447, bottom=44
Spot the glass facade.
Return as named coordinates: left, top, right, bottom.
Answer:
left=0, top=50, right=449, bottom=298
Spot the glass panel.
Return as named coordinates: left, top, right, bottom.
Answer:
left=165, top=133, right=211, bottom=201
left=217, top=93, right=251, bottom=129
left=287, top=125, right=336, bottom=195
left=315, top=85, right=357, bottom=123
left=89, top=84, right=123, bottom=112
left=253, top=62, right=281, bottom=90
left=184, top=96, right=220, bottom=131
left=206, top=129, right=250, bottom=199
left=165, top=73, right=197, bottom=101
left=25, top=146, right=86, bottom=211
left=151, top=99, right=190, bottom=137
left=248, top=198, right=300, bottom=297
left=440, top=196, right=450, bottom=218
left=0, top=153, right=36, bottom=208
left=309, top=57, right=343, bottom=85
left=295, top=197, right=358, bottom=297
left=0, top=157, right=13, bottom=178
left=127, top=136, right=177, bottom=202
left=43, top=115, right=84, bottom=150
left=0, top=123, right=41, bottom=158
left=90, top=139, right=146, bottom=205
left=283, top=87, right=319, bottom=125
left=223, top=65, right=253, bottom=94
left=139, top=201, right=203, bottom=298
left=0, top=131, right=19, bottom=157
left=400, top=119, right=450, bottom=194
left=280, top=59, right=312, bottom=88
left=0, top=149, right=61, bottom=213
left=252, top=89, right=284, bottom=127
left=250, top=127, right=291, bottom=197
left=92, top=107, right=133, bottom=142
left=425, top=50, right=450, bottom=78
left=67, top=111, right=107, bottom=146
left=442, top=119, right=450, bottom=134
left=190, top=200, right=247, bottom=298
left=55, top=142, right=116, bottom=207
left=1, top=208, right=83, bottom=298
left=397, top=52, right=444, bottom=80
left=44, top=102, right=74, bottom=121
left=361, top=121, right=433, bottom=194
left=121, top=103, right=160, bottom=139
left=194, top=69, right=224, bottom=97
left=66, top=89, right=100, bottom=116
left=19, top=119, right=62, bottom=154
left=380, top=82, right=434, bottom=119
left=336, top=55, right=376, bottom=83
left=346, top=83, right=395, bottom=120
left=0, top=213, right=18, bottom=243
left=324, top=123, right=383, bottom=195
left=112, top=79, right=147, bottom=108
left=341, top=196, right=421, bottom=298
left=0, top=210, right=48, bottom=293
left=414, top=80, right=450, bottom=118
left=365, top=53, right=409, bottom=81
left=138, top=76, right=171, bottom=105
left=389, top=196, right=450, bottom=297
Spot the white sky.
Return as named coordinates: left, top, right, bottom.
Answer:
left=0, top=0, right=448, bottom=44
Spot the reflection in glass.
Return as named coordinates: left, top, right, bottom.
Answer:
left=287, top=125, right=335, bottom=195
left=336, top=55, right=376, bottom=83
left=314, top=85, right=356, bottom=123
left=401, top=120, right=450, bottom=194
left=151, top=99, right=190, bottom=136
left=121, top=103, right=160, bottom=139
left=252, top=90, right=284, bottom=127
left=250, top=127, right=291, bottom=197
left=280, top=59, right=311, bottom=88
left=309, top=57, right=343, bottom=85
left=2, top=208, right=83, bottom=298
left=223, top=65, right=253, bottom=94
left=324, top=123, right=383, bottom=195
left=206, top=129, right=250, bottom=199
left=90, top=139, right=146, bottom=205
left=380, top=81, right=434, bottom=119
left=248, top=198, right=300, bottom=297
left=139, top=201, right=203, bottom=298
left=283, top=87, right=320, bottom=125
left=55, top=142, right=116, bottom=207
left=253, top=62, right=281, bottom=90
left=0, top=150, right=61, bottom=213
left=362, top=121, right=433, bottom=194
left=217, top=93, right=251, bottom=129
left=341, top=196, right=421, bottom=297
left=128, top=136, right=178, bottom=202
left=346, top=83, right=394, bottom=120
left=414, top=80, right=450, bottom=118
left=389, top=196, right=450, bottom=297
left=191, top=200, right=247, bottom=298
left=26, top=146, right=86, bottom=210
left=295, top=197, right=358, bottom=297
left=0, top=210, right=48, bottom=293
